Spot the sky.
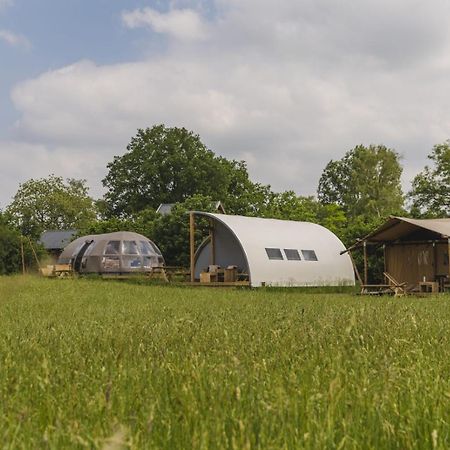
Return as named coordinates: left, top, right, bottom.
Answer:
left=1, top=0, right=450, bottom=209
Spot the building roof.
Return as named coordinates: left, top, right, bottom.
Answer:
left=346, top=216, right=450, bottom=252
left=193, top=212, right=354, bottom=287
left=39, top=230, right=77, bottom=250
left=157, top=201, right=225, bottom=216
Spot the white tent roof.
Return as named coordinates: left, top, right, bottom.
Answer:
left=194, top=213, right=355, bottom=287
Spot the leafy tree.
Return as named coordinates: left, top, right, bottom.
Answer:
left=318, top=145, right=404, bottom=219
left=0, top=225, right=22, bottom=275
left=144, top=195, right=217, bottom=267
left=0, top=221, right=44, bottom=274
left=218, top=159, right=273, bottom=216
left=102, top=124, right=272, bottom=217
left=409, top=141, right=450, bottom=217
left=6, top=175, right=96, bottom=239
left=259, top=191, right=348, bottom=238
left=103, top=125, right=228, bottom=215
left=317, top=145, right=405, bottom=283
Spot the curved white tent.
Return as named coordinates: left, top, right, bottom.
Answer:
left=193, top=213, right=355, bottom=287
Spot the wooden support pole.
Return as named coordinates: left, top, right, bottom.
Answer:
left=27, top=236, right=41, bottom=270
left=190, top=212, right=195, bottom=283
left=209, top=219, right=215, bottom=266
left=448, top=238, right=450, bottom=278
left=363, top=240, right=368, bottom=286
left=348, top=250, right=362, bottom=286
left=20, top=237, right=25, bottom=275
left=433, top=241, right=437, bottom=281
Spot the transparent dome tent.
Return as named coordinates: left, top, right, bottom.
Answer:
left=58, top=231, right=165, bottom=274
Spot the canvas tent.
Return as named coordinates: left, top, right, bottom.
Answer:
left=58, top=231, right=164, bottom=274
left=190, top=212, right=355, bottom=287
left=346, top=216, right=450, bottom=293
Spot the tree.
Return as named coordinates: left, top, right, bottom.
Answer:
left=6, top=175, right=97, bottom=239
left=103, top=125, right=228, bottom=215
left=409, top=141, right=450, bottom=217
left=102, top=124, right=273, bottom=217
left=318, top=145, right=404, bottom=219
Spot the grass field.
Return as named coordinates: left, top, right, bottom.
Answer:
left=0, top=276, right=449, bottom=449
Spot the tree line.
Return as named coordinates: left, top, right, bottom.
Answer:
left=1, top=124, right=449, bottom=275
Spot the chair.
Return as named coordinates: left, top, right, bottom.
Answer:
left=383, top=272, right=407, bottom=297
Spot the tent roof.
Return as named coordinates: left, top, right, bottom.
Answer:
left=346, top=216, right=450, bottom=252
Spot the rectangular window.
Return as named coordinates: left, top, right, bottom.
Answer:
left=284, top=249, right=301, bottom=261
left=301, top=250, right=318, bottom=261
left=265, top=248, right=284, bottom=260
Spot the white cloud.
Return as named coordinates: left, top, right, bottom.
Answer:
left=3, top=0, right=450, bottom=208
left=122, top=7, right=208, bottom=41
left=0, top=29, right=31, bottom=49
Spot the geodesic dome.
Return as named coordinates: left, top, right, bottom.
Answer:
left=58, top=231, right=164, bottom=274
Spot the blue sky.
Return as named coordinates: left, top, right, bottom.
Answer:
left=0, top=0, right=162, bottom=126
left=1, top=0, right=450, bottom=209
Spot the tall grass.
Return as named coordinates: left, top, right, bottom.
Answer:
left=0, top=276, right=449, bottom=449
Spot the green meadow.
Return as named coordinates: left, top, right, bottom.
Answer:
left=0, top=276, right=449, bottom=449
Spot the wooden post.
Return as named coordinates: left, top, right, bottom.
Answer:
left=27, top=236, right=41, bottom=270
left=348, top=250, right=362, bottom=285
left=448, top=238, right=450, bottom=277
left=20, top=237, right=25, bottom=275
left=363, top=240, right=368, bottom=286
left=209, top=219, right=215, bottom=266
left=190, top=212, right=195, bottom=282
left=433, top=241, right=437, bottom=282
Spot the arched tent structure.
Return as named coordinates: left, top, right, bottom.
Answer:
left=191, top=212, right=355, bottom=287
left=58, top=231, right=164, bottom=274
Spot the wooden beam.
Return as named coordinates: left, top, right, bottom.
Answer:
left=448, top=238, right=450, bottom=278
left=363, top=240, right=368, bottom=285
left=209, top=218, right=216, bottom=266
left=190, top=212, right=195, bottom=283
left=26, top=236, right=41, bottom=270
left=348, top=250, right=362, bottom=286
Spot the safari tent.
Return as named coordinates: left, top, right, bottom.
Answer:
left=58, top=231, right=164, bottom=274
left=189, top=212, right=355, bottom=287
left=346, top=216, right=450, bottom=293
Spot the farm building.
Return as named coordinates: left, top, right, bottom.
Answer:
left=346, top=216, right=450, bottom=294
left=190, top=212, right=355, bottom=287
left=58, top=231, right=164, bottom=274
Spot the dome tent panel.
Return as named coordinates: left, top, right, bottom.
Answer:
left=193, top=213, right=355, bottom=287
left=58, top=231, right=164, bottom=274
